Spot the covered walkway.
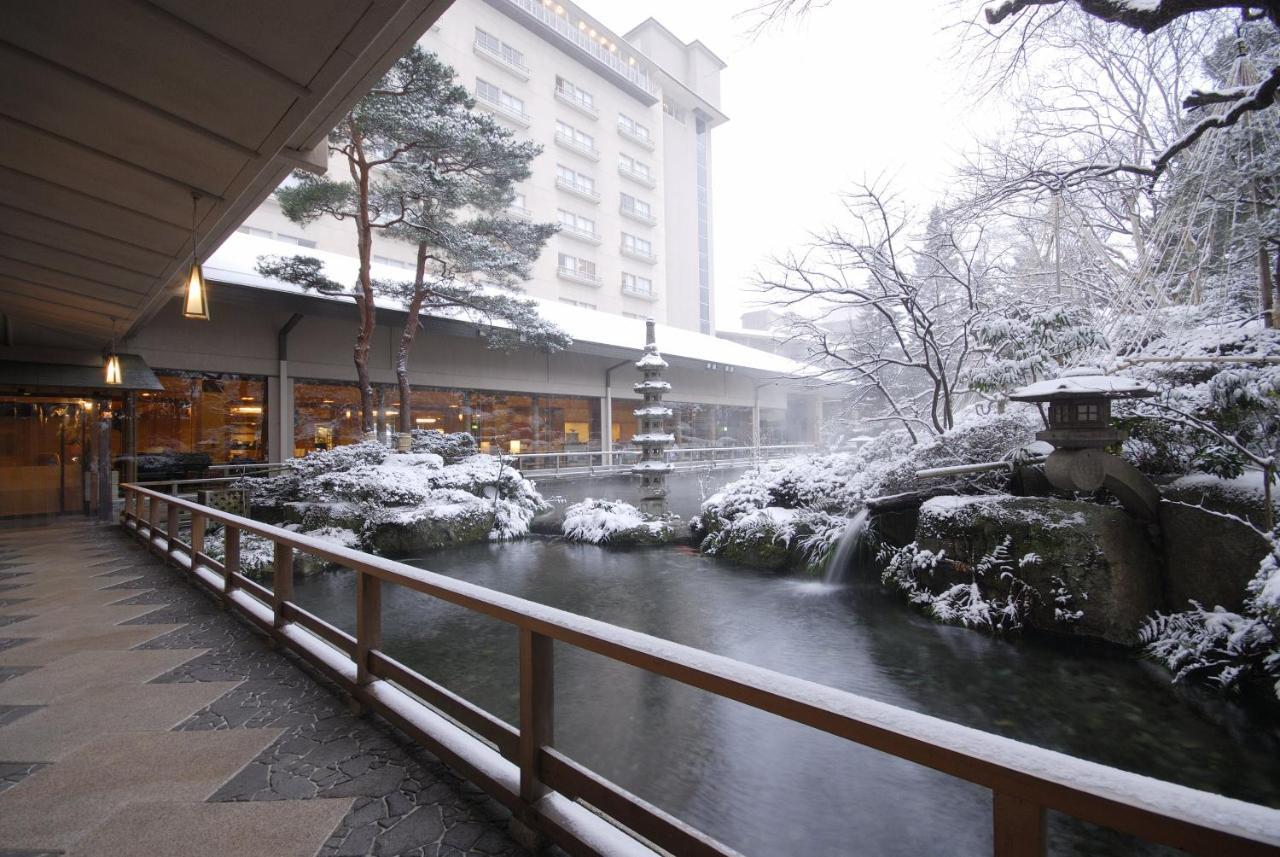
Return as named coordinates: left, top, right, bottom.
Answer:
left=0, top=520, right=528, bottom=857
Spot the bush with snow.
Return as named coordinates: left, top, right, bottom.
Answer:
left=1141, top=535, right=1280, bottom=701
left=561, top=499, right=674, bottom=546
left=236, top=438, right=545, bottom=555
left=694, top=412, right=1039, bottom=571
left=879, top=536, right=1039, bottom=634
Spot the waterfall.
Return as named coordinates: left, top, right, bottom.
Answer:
left=823, top=509, right=871, bottom=585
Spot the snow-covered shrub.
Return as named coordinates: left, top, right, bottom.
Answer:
left=694, top=412, right=1039, bottom=572
left=1141, top=536, right=1280, bottom=700
left=1115, top=325, right=1280, bottom=479
left=410, top=429, right=478, bottom=463
left=234, top=437, right=545, bottom=554
left=880, top=536, right=1039, bottom=634
left=561, top=499, right=674, bottom=546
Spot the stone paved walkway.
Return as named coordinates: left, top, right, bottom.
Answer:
left=0, top=520, right=531, bottom=857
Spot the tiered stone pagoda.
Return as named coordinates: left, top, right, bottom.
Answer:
left=632, top=319, right=674, bottom=517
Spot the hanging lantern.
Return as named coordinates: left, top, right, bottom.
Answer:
left=182, top=260, right=209, bottom=320
left=104, top=316, right=122, bottom=385
left=182, top=192, right=210, bottom=320
left=104, top=353, right=122, bottom=385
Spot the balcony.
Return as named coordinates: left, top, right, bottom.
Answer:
left=617, top=162, right=657, bottom=188
left=619, top=203, right=657, bottom=226
left=554, top=132, right=599, bottom=162
left=557, top=266, right=601, bottom=287
left=617, top=121, right=655, bottom=151
left=620, top=243, right=657, bottom=264
left=474, top=90, right=530, bottom=128
left=554, top=86, right=599, bottom=119
left=473, top=39, right=531, bottom=80
left=559, top=223, right=602, bottom=245
left=622, top=282, right=659, bottom=301
left=507, top=203, right=533, bottom=220
left=555, top=176, right=601, bottom=204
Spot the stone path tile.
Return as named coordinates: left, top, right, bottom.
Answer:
left=74, top=799, right=354, bottom=857
left=0, top=730, right=283, bottom=852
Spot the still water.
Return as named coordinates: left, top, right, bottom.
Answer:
left=293, top=540, right=1280, bottom=856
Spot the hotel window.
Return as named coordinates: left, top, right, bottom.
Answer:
left=292, top=381, right=364, bottom=456
left=621, top=233, right=652, bottom=255
left=237, top=225, right=271, bottom=238
left=476, top=78, right=525, bottom=114
left=555, top=76, right=595, bottom=110
left=663, top=100, right=687, bottom=124
left=512, top=191, right=527, bottom=209
left=475, top=27, right=526, bottom=70
left=558, top=253, right=596, bottom=277
left=559, top=298, right=596, bottom=309
left=618, top=113, right=650, bottom=142
left=136, top=372, right=267, bottom=464
left=278, top=234, right=317, bottom=249
left=557, top=209, right=596, bottom=235
left=555, top=120, right=595, bottom=149
left=618, top=153, right=652, bottom=179
left=620, top=193, right=652, bottom=218
left=622, top=272, right=654, bottom=296
left=555, top=164, right=595, bottom=194
left=622, top=311, right=646, bottom=319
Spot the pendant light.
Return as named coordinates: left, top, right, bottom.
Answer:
left=104, top=317, right=122, bottom=385
left=182, top=192, right=210, bottom=320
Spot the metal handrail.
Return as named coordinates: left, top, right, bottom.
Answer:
left=120, top=482, right=1280, bottom=857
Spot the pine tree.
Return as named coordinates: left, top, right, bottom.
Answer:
left=257, top=46, right=566, bottom=435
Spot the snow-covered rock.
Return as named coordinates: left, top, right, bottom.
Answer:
left=237, top=438, right=545, bottom=557
left=561, top=499, right=675, bottom=546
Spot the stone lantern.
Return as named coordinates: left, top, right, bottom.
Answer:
left=1009, top=368, right=1160, bottom=520
left=631, top=319, right=674, bottom=517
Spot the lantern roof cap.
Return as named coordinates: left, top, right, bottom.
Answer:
left=1009, top=372, right=1155, bottom=402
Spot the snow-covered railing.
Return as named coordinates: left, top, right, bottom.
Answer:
left=119, top=482, right=1280, bottom=857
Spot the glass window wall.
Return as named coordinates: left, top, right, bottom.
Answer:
left=136, top=372, right=266, bottom=464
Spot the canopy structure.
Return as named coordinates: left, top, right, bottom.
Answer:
left=0, top=0, right=451, bottom=348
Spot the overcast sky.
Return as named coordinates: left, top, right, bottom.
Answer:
left=587, top=0, right=994, bottom=329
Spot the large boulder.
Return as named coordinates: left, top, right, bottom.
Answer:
left=1159, top=474, right=1274, bottom=612
left=364, top=494, right=495, bottom=556
left=914, top=495, right=1162, bottom=645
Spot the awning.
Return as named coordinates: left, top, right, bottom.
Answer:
left=0, top=353, right=162, bottom=392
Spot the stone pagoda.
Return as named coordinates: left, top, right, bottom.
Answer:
left=631, top=319, right=674, bottom=517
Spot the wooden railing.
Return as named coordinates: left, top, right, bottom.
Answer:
left=118, top=482, right=1280, bottom=857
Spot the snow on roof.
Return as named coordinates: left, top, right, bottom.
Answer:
left=206, top=232, right=810, bottom=378
left=1008, top=373, right=1155, bottom=401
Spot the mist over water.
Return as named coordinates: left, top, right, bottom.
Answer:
left=293, top=539, right=1280, bottom=857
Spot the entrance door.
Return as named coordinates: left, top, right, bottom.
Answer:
left=0, top=397, right=92, bottom=518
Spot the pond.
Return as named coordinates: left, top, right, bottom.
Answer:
left=291, top=538, right=1280, bottom=857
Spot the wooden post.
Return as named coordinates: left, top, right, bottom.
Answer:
left=993, top=792, right=1046, bottom=857
left=356, top=571, right=381, bottom=685
left=191, top=513, right=205, bottom=570
left=518, top=628, right=554, bottom=805
left=272, top=541, right=293, bottom=629
left=223, top=526, right=240, bottom=600
left=149, top=497, right=162, bottom=551
left=166, top=502, right=179, bottom=556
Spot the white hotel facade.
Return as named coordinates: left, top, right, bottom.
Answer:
left=239, top=0, right=727, bottom=335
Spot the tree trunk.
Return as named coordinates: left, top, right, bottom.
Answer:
left=353, top=133, right=377, bottom=435
left=396, top=242, right=430, bottom=435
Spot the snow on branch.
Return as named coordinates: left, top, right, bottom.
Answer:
left=984, top=1, right=1278, bottom=33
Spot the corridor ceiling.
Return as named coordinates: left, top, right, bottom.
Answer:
left=0, top=0, right=451, bottom=346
